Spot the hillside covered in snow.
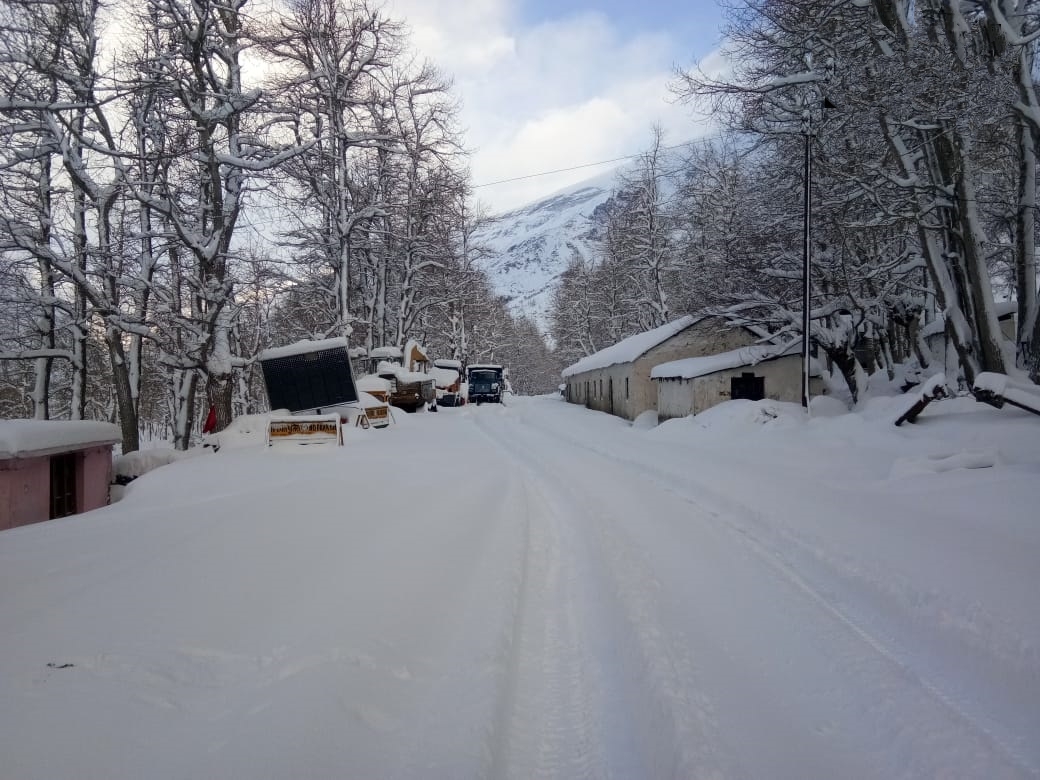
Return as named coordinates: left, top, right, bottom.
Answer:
left=473, top=170, right=617, bottom=325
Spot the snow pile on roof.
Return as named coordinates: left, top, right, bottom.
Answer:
left=370, top=346, right=402, bottom=360
left=357, top=375, right=392, bottom=393
left=0, top=420, right=120, bottom=458
left=434, top=359, right=462, bottom=370
left=562, top=315, right=697, bottom=378
left=651, top=339, right=799, bottom=380
left=395, top=370, right=433, bottom=384
left=429, top=367, right=460, bottom=388
left=259, top=337, right=350, bottom=362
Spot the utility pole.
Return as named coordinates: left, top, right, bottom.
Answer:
left=801, top=93, right=835, bottom=410
left=801, top=111, right=812, bottom=409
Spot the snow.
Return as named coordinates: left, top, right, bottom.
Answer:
left=428, top=366, right=460, bottom=388
left=0, top=419, right=120, bottom=458
left=356, top=375, right=392, bottom=393
left=393, top=369, right=432, bottom=384
left=475, top=172, right=617, bottom=324
left=975, top=371, right=1040, bottom=411
left=369, top=345, right=403, bottom=360
left=357, top=391, right=387, bottom=410
left=258, top=337, right=351, bottom=362
left=562, top=315, right=697, bottom=378
left=1, top=394, right=1038, bottom=778
left=976, top=371, right=1010, bottom=395
left=114, top=447, right=211, bottom=480
left=651, top=338, right=799, bottom=379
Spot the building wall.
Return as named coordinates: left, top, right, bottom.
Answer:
left=656, top=355, right=827, bottom=420
left=80, top=446, right=114, bottom=514
left=0, top=445, right=113, bottom=531
left=564, top=320, right=760, bottom=421
left=0, top=456, right=51, bottom=531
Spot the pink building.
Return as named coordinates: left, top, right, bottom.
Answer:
left=0, top=420, right=120, bottom=531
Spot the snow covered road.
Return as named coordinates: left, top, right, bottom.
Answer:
left=1, top=395, right=1037, bottom=779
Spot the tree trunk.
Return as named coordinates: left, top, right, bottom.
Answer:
left=171, top=370, right=198, bottom=451
left=825, top=345, right=863, bottom=404
left=108, top=332, right=140, bottom=453
left=1014, top=59, right=1039, bottom=377
left=933, top=129, right=1008, bottom=380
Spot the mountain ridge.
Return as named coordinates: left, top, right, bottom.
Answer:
left=473, top=169, right=619, bottom=327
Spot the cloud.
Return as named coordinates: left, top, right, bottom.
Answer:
left=382, top=0, right=721, bottom=213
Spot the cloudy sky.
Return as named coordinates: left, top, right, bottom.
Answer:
left=381, top=0, right=729, bottom=214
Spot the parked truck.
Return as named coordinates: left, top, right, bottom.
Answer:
left=466, top=363, right=505, bottom=404
left=431, top=358, right=463, bottom=407
left=362, top=342, right=436, bottom=413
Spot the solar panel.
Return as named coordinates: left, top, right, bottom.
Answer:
left=260, top=345, right=359, bottom=413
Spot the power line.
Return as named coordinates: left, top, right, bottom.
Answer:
left=471, top=143, right=692, bottom=188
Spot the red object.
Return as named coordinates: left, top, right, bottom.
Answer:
left=202, top=405, right=217, bottom=434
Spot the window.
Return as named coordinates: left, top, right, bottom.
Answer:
left=731, top=372, right=765, bottom=401
left=599, top=379, right=603, bottom=397
left=50, top=453, right=77, bottom=519
left=625, top=377, right=629, bottom=399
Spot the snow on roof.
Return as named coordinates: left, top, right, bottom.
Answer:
left=396, top=370, right=432, bottom=384
left=369, top=346, right=402, bottom=360
left=0, top=420, right=120, bottom=458
left=429, top=366, right=461, bottom=388
left=433, top=359, right=462, bottom=370
left=357, top=375, right=392, bottom=392
left=651, top=339, right=800, bottom=380
left=260, top=337, right=350, bottom=362
left=562, top=316, right=697, bottom=378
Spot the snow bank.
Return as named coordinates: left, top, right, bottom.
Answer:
left=685, top=398, right=805, bottom=431
left=889, top=449, right=1000, bottom=479
left=114, top=447, right=212, bottom=480
left=631, top=409, right=659, bottom=430
left=809, top=394, right=849, bottom=417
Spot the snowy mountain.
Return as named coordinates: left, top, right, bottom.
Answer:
left=473, top=169, right=618, bottom=326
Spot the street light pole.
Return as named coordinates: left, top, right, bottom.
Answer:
left=801, top=114, right=812, bottom=410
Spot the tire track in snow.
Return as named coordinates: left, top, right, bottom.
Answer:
left=497, top=402, right=1036, bottom=779
left=471, top=408, right=732, bottom=780
left=487, top=473, right=609, bottom=780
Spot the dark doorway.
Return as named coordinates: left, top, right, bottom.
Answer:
left=50, top=453, right=78, bottom=518
left=731, top=372, right=765, bottom=401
